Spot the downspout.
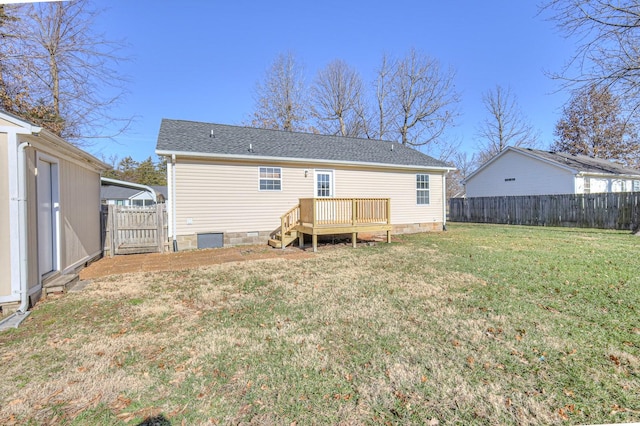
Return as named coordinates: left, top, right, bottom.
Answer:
left=171, top=154, right=178, bottom=252
left=442, top=172, right=447, bottom=231
left=17, top=142, right=30, bottom=315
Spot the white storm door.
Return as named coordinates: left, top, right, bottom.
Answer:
left=37, top=159, right=56, bottom=275
left=315, top=170, right=334, bottom=198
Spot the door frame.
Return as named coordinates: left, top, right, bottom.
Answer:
left=36, top=152, right=61, bottom=278
left=314, top=169, right=335, bottom=198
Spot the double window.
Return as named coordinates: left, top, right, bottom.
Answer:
left=416, top=174, right=430, bottom=205
left=259, top=167, right=281, bottom=191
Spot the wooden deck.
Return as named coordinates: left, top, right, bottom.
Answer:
left=269, top=198, right=391, bottom=252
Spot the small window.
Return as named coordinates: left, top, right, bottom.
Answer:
left=633, top=180, right=640, bottom=192
left=259, top=167, right=281, bottom=191
left=416, top=174, right=430, bottom=205
left=584, top=177, right=591, bottom=194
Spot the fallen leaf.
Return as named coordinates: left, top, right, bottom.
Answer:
left=609, top=354, right=621, bottom=366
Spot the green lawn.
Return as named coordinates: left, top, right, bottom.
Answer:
left=1, top=224, right=638, bottom=425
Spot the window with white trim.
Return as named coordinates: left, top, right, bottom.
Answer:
left=416, top=174, right=430, bottom=205
left=633, top=180, right=640, bottom=192
left=584, top=177, right=591, bottom=194
left=259, top=167, right=281, bottom=191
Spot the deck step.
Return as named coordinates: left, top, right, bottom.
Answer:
left=268, top=231, right=298, bottom=249
left=43, top=274, right=79, bottom=296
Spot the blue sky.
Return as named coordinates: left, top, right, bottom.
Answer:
left=89, top=0, right=576, bottom=164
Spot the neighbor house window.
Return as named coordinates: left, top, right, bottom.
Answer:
left=584, top=177, right=591, bottom=194
left=259, top=167, right=281, bottom=190
left=634, top=180, right=640, bottom=192
left=416, top=174, right=430, bottom=205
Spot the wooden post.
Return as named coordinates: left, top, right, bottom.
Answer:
left=386, top=198, right=392, bottom=244
left=156, top=203, right=163, bottom=253
left=352, top=232, right=357, bottom=248
left=312, top=234, right=317, bottom=252
left=352, top=199, right=357, bottom=226
left=110, top=204, right=116, bottom=257
left=281, top=214, right=286, bottom=250
left=299, top=232, right=304, bottom=248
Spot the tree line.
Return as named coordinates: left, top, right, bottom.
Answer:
left=2, top=0, right=639, bottom=193
left=251, top=49, right=460, bottom=150
left=102, top=156, right=167, bottom=186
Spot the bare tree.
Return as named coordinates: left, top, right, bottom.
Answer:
left=476, top=85, right=540, bottom=164
left=390, top=48, right=460, bottom=147
left=371, top=53, right=396, bottom=140
left=447, top=150, right=478, bottom=198
left=8, top=0, right=131, bottom=142
left=542, top=0, right=640, bottom=109
left=252, top=51, right=309, bottom=132
left=310, top=59, right=366, bottom=137
left=553, top=84, right=639, bottom=166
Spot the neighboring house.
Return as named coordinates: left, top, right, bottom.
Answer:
left=155, top=119, right=454, bottom=250
left=0, top=110, right=109, bottom=318
left=101, top=177, right=166, bottom=206
left=464, top=146, right=640, bottom=198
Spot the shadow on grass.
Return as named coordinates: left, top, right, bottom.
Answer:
left=137, top=414, right=171, bottom=426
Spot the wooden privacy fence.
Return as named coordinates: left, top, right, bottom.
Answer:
left=101, top=204, right=168, bottom=256
left=449, top=192, right=640, bottom=230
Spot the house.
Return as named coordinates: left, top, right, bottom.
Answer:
left=101, top=177, right=167, bottom=206
left=464, top=146, right=640, bottom=198
left=155, top=119, right=454, bottom=251
left=0, top=110, right=108, bottom=320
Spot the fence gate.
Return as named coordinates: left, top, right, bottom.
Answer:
left=104, top=204, right=167, bottom=256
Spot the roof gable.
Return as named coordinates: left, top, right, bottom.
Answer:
left=466, top=146, right=640, bottom=182
left=155, top=119, right=452, bottom=170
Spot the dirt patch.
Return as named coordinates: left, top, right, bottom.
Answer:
left=80, top=245, right=313, bottom=279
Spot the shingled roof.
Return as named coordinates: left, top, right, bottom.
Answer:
left=511, top=147, right=640, bottom=176
left=156, top=119, right=452, bottom=170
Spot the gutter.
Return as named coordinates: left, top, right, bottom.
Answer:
left=16, top=142, right=30, bottom=316
left=100, top=177, right=158, bottom=201
left=171, top=155, right=177, bottom=252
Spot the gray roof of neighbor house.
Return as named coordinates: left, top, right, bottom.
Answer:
left=101, top=184, right=141, bottom=200
left=511, top=147, right=640, bottom=176
left=156, top=119, right=452, bottom=169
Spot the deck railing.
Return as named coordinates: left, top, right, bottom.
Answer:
left=280, top=203, right=300, bottom=236
left=299, top=198, right=391, bottom=227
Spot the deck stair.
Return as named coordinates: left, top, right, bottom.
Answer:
left=270, top=198, right=392, bottom=252
left=43, top=273, right=79, bottom=296
left=268, top=230, right=298, bottom=249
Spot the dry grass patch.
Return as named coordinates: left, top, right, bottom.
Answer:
left=1, top=224, right=638, bottom=425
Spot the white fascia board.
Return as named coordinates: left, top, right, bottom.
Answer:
left=155, top=149, right=455, bottom=172
left=578, top=172, right=640, bottom=179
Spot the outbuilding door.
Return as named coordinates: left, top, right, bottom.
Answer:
left=37, top=157, right=59, bottom=276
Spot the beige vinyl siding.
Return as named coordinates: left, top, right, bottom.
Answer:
left=175, top=159, right=314, bottom=235
left=0, top=133, right=11, bottom=297
left=335, top=168, right=444, bottom=224
left=59, top=159, right=102, bottom=271
left=175, top=159, right=445, bottom=236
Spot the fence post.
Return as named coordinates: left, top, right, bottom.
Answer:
left=108, top=204, right=116, bottom=257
